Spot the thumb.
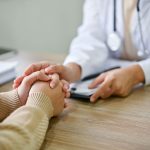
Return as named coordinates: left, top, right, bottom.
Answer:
left=88, top=74, right=105, bottom=89
left=45, top=65, right=64, bottom=75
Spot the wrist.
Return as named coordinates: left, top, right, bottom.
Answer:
left=65, top=63, right=81, bottom=82
left=128, top=64, right=145, bottom=85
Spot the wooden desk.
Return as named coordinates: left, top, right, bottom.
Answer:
left=1, top=52, right=150, bottom=150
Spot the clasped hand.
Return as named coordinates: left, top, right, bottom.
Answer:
left=13, top=63, right=70, bottom=116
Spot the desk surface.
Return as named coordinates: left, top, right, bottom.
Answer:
left=1, top=52, right=150, bottom=150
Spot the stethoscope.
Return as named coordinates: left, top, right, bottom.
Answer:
left=107, top=0, right=149, bottom=57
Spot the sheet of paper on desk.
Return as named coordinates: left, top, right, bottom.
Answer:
left=0, top=61, right=18, bottom=85
left=70, top=79, right=98, bottom=96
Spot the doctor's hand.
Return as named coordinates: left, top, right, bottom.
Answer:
left=88, top=64, right=145, bottom=102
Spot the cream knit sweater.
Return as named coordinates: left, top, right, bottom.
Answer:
left=0, top=89, right=53, bottom=150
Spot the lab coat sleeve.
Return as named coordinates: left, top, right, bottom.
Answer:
left=137, top=1, right=150, bottom=85
left=138, top=58, right=150, bottom=85
left=64, top=0, right=109, bottom=79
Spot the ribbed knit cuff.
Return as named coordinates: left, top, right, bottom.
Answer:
left=26, top=92, right=54, bottom=119
left=0, top=89, right=21, bottom=111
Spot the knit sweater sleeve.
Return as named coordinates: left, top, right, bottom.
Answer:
left=0, top=92, right=54, bottom=150
left=0, top=90, right=21, bottom=121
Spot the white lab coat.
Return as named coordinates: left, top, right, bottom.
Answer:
left=64, top=0, right=150, bottom=85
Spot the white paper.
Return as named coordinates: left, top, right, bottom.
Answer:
left=0, top=61, right=18, bottom=74
left=0, top=61, right=18, bottom=84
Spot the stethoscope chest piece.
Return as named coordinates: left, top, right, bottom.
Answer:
left=107, top=32, right=121, bottom=51
left=137, top=49, right=150, bottom=57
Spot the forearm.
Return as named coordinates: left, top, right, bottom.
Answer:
left=0, top=90, right=21, bottom=121
left=0, top=92, right=53, bottom=150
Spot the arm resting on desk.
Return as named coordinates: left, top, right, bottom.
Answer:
left=0, top=92, right=53, bottom=150
left=0, top=90, right=21, bottom=121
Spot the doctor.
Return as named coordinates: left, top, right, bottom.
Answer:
left=14, top=0, right=150, bottom=102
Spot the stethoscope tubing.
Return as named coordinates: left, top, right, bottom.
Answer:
left=111, top=0, right=149, bottom=57
left=113, top=0, right=140, bottom=32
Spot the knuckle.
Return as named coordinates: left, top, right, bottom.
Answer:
left=31, top=63, right=36, bottom=69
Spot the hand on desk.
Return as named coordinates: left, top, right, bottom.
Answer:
left=29, top=81, right=65, bottom=116
left=16, top=70, right=50, bottom=105
left=13, top=68, right=70, bottom=116
left=89, top=64, right=145, bottom=102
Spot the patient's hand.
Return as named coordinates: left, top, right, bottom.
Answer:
left=29, top=81, right=65, bottom=116
left=17, top=70, right=51, bottom=105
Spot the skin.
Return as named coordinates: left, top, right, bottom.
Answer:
left=17, top=70, right=51, bottom=105
left=17, top=70, right=70, bottom=106
left=14, top=62, right=145, bottom=103
left=14, top=62, right=70, bottom=99
left=17, top=70, right=68, bottom=116
left=44, top=63, right=145, bottom=102
left=29, top=81, right=65, bottom=116
left=89, top=64, right=145, bottom=102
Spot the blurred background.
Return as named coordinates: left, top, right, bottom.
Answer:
left=0, top=0, right=84, bottom=54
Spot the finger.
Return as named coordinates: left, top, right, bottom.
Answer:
left=88, top=73, right=106, bottom=89
left=24, top=61, right=50, bottom=76
left=22, top=70, right=51, bottom=87
left=45, top=64, right=64, bottom=75
left=13, top=75, right=25, bottom=89
left=61, top=79, right=70, bottom=98
left=61, top=80, right=70, bottom=92
left=90, top=77, right=114, bottom=102
left=49, top=73, right=60, bottom=88
left=63, top=100, right=74, bottom=112
left=65, top=91, right=71, bottom=98
left=13, top=83, right=19, bottom=89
